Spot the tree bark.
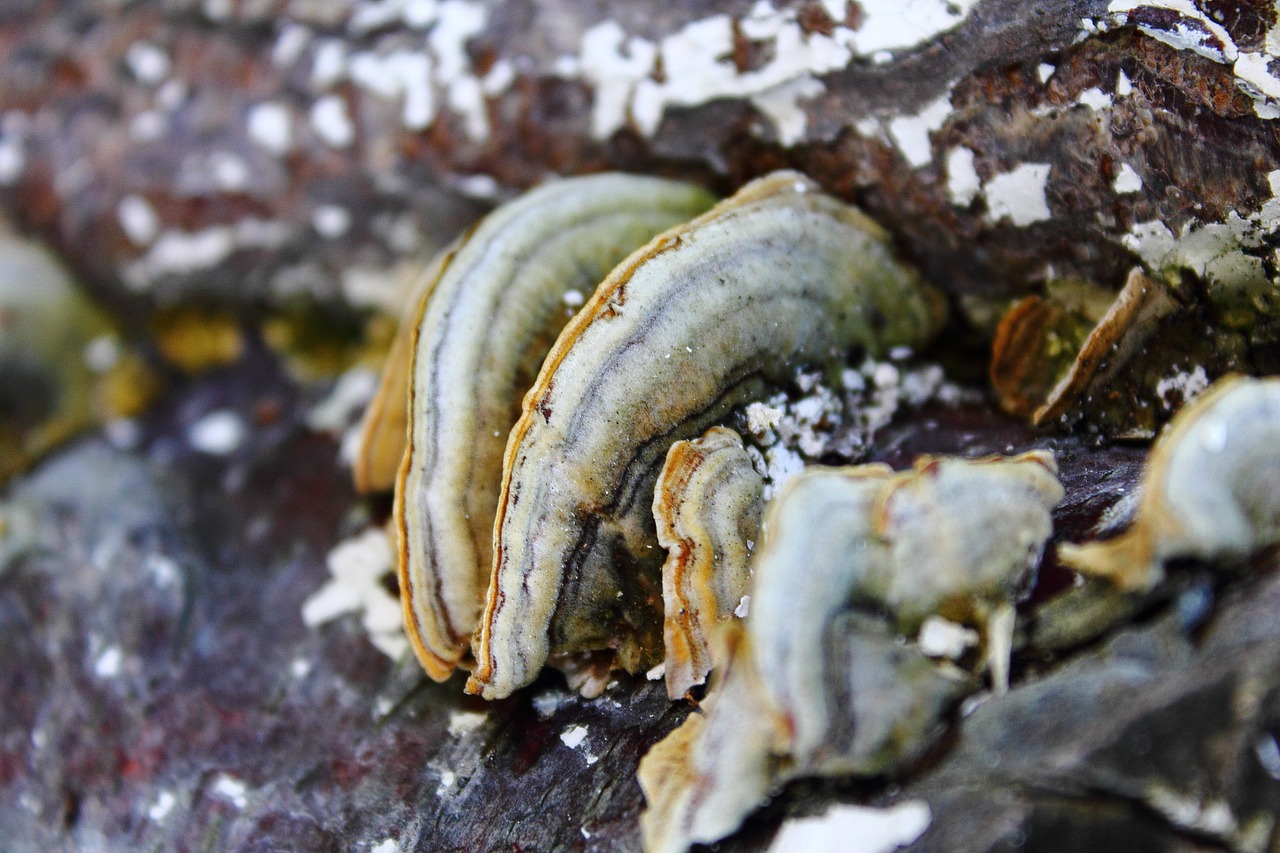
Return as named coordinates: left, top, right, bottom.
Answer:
left=2, top=0, right=1276, bottom=318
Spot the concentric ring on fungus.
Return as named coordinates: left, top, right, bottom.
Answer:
left=638, top=452, right=1064, bottom=853
left=653, top=426, right=764, bottom=699
left=368, top=174, right=716, bottom=680
left=467, top=170, right=947, bottom=700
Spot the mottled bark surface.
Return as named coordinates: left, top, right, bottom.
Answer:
left=0, top=346, right=692, bottom=851
left=4, top=347, right=1279, bottom=850
left=2, top=0, right=1277, bottom=317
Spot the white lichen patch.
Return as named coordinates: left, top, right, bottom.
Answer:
left=145, top=553, right=181, bottom=589
left=188, top=409, right=246, bottom=456
left=1113, top=162, right=1143, bottom=194
left=749, top=75, right=826, bottom=145
left=559, top=724, right=599, bottom=764
left=627, top=8, right=860, bottom=138
left=148, top=790, right=177, bottom=822
left=740, top=357, right=960, bottom=499
left=93, top=645, right=124, bottom=678
left=579, top=20, right=659, bottom=139
left=1076, top=86, right=1113, bottom=111
left=287, top=1, right=493, bottom=141
left=945, top=146, right=981, bottom=206
left=852, top=0, right=979, bottom=54
left=155, top=79, right=187, bottom=112
left=126, top=41, right=171, bottom=86
left=83, top=334, right=121, bottom=374
left=532, top=686, right=573, bottom=719
left=210, top=774, right=249, bottom=809
left=434, top=768, right=458, bottom=796
left=559, top=724, right=589, bottom=749
left=117, top=194, right=159, bottom=246
left=124, top=220, right=294, bottom=290
left=482, top=58, right=515, bottom=96
left=349, top=0, right=434, bottom=34
left=578, top=0, right=972, bottom=143
left=888, top=94, right=953, bottom=168
left=311, top=38, right=348, bottom=89
left=310, top=95, right=356, bottom=148
left=349, top=50, right=437, bottom=130
left=202, top=0, right=233, bottom=22
left=302, top=527, right=408, bottom=660
left=452, top=172, right=502, bottom=200
left=247, top=102, right=293, bottom=155
left=135, top=224, right=235, bottom=277
left=0, top=132, right=24, bottom=185
left=984, top=163, right=1053, bottom=227
left=128, top=111, right=166, bottom=143
left=312, top=204, right=353, bottom=239
left=1121, top=171, right=1280, bottom=302
left=1154, top=365, right=1209, bottom=410
left=768, top=801, right=932, bottom=853
left=432, top=4, right=487, bottom=85
left=369, top=839, right=402, bottom=853
left=273, top=22, right=311, bottom=67
left=203, top=151, right=251, bottom=193
left=265, top=0, right=982, bottom=151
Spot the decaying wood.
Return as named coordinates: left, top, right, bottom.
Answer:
left=2, top=1, right=1278, bottom=326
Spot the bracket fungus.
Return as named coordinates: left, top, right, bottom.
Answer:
left=1059, top=375, right=1280, bottom=591
left=639, top=452, right=1064, bottom=853
left=653, top=426, right=764, bottom=699
left=467, top=171, right=947, bottom=699
left=362, top=174, right=716, bottom=680
left=990, top=269, right=1190, bottom=436
left=352, top=249, right=451, bottom=495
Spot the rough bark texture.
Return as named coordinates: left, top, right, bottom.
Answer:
left=1, top=346, right=692, bottom=851
left=1, top=0, right=1277, bottom=318
left=6, top=347, right=1280, bottom=850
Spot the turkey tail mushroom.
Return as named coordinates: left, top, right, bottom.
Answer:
left=379, top=174, right=716, bottom=680
left=468, top=171, right=947, bottom=700
left=653, top=426, right=764, bottom=699
left=1059, top=375, right=1280, bottom=590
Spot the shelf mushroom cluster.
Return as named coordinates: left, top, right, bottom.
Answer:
left=353, top=168, right=1280, bottom=852
left=355, top=170, right=946, bottom=698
